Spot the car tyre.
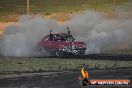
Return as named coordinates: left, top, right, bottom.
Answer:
left=56, top=50, right=64, bottom=57
left=78, top=50, right=85, bottom=56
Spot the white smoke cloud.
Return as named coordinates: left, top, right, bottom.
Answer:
left=66, top=11, right=132, bottom=54
left=0, top=10, right=132, bottom=57
left=0, top=15, right=64, bottom=57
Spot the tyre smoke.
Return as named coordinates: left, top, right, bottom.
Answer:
left=0, top=15, right=64, bottom=57
left=0, top=10, right=132, bottom=57
left=66, top=11, right=132, bottom=54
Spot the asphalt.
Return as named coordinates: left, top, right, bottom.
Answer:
left=0, top=70, right=131, bottom=88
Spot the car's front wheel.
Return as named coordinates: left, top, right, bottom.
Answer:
left=55, top=50, right=64, bottom=57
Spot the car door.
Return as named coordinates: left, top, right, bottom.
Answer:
left=54, top=34, right=66, bottom=49
left=40, top=35, right=50, bottom=49
left=46, top=35, right=55, bottom=50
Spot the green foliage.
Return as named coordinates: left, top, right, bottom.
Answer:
left=0, top=0, right=128, bottom=14
left=0, top=57, right=131, bottom=74
left=0, top=0, right=129, bottom=22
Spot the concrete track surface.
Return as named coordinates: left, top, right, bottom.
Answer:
left=0, top=70, right=131, bottom=88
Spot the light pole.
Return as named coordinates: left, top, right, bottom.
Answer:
left=27, top=0, right=29, bottom=14
left=95, top=0, right=97, bottom=12
left=113, top=0, right=116, bottom=11
left=77, top=0, right=79, bottom=11
left=57, top=0, right=59, bottom=13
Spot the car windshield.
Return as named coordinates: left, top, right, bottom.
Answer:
left=54, top=34, right=75, bottom=42
left=65, top=35, right=75, bottom=42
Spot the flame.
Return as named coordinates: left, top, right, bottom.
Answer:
left=81, top=67, right=89, bottom=78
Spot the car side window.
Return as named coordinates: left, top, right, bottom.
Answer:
left=44, top=35, right=50, bottom=41
left=49, top=34, right=55, bottom=41
left=54, top=35, right=58, bottom=41
left=56, top=35, right=65, bottom=41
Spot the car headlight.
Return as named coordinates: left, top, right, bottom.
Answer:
left=83, top=45, right=86, bottom=48
left=72, top=45, right=86, bottom=49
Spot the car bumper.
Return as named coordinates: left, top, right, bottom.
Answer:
left=62, top=48, right=86, bottom=55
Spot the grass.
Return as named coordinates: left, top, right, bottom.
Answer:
left=0, top=0, right=129, bottom=22
left=0, top=0, right=128, bottom=13
left=0, top=57, right=132, bottom=74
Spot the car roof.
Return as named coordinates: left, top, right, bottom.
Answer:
left=50, top=33, right=67, bottom=35
left=48, top=33, right=71, bottom=37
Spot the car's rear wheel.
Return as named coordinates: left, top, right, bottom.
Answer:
left=56, top=50, right=64, bottom=57
left=79, top=50, right=85, bottom=56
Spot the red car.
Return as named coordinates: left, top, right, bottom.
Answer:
left=37, top=30, right=86, bottom=57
